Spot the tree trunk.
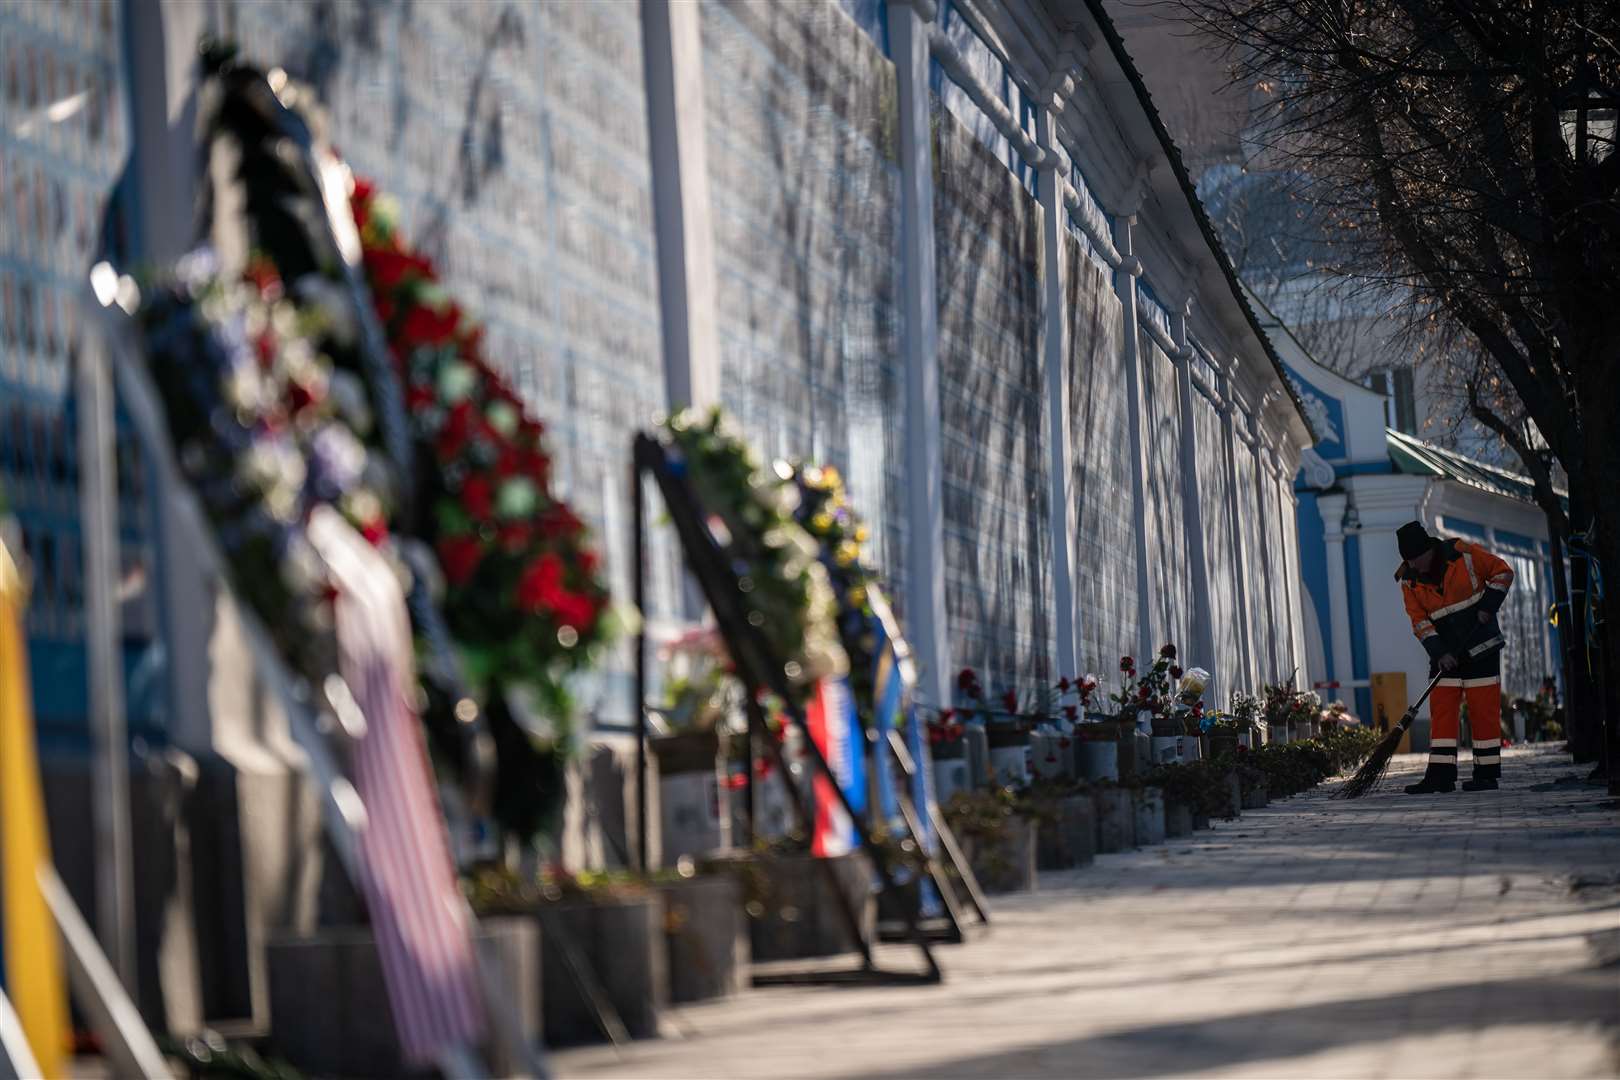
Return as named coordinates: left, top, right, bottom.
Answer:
left=1565, top=492, right=1600, bottom=763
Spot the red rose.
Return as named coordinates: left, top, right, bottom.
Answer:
left=725, top=772, right=748, bottom=791
left=364, top=247, right=432, bottom=292
left=437, top=536, right=484, bottom=586
left=1120, top=656, right=1135, bottom=672
left=552, top=589, right=598, bottom=631
left=460, top=474, right=494, bottom=519
left=516, top=553, right=564, bottom=613
left=1001, top=689, right=1019, bottom=714
left=405, top=385, right=435, bottom=410
left=1063, top=704, right=1079, bottom=722
left=538, top=505, right=582, bottom=539
left=939, top=707, right=955, bottom=723
left=1160, top=643, right=1177, bottom=659
left=360, top=517, right=388, bottom=547
left=438, top=402, right=476, bottom=458
left=1169, top=665, right=1183, bottom=680
left=400, top=301, right=460, bottom=347
left=1057, top=676, right=1071, bottom=692
left=497, top=523, right=533, bottom=553
left=957, top=668, right=980, bottom=695
left=578, top=550, right=599, bottom=578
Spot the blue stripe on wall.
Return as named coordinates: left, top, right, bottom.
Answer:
left=1345, top=533, right=1373, bottom=721
left=1295, top=491, right=1335, bottom=683
left=1443, top=517, right=1489, bottom=541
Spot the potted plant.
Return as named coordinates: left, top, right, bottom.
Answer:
left=927, top=708, right=972, bottom=804
left=467, top=866, right=667, bottom=1046
left=944, top=788, right=1038, bottom=894
left=704, top=834, right=876, bottom=964
left=1089, top=778, right=1136, bottom=853
left=1017, top=779, right=1096, bottom=871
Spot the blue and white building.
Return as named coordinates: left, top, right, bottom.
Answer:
left=1265, top=303, right=1561, bottom=739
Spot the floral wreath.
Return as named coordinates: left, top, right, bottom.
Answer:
left=350, top=180, right=613, bottom=708
left=661, top=407, right=847, bottom=704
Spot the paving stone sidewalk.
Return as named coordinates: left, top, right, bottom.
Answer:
left=553, top=745, right=1620, bottom=1079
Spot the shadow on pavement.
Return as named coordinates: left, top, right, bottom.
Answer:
left=849, top=967, right=1620, bottom=1079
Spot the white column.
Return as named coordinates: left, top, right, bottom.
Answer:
left=1172, top=307, right=1217, bottom=689
left=1317, top=492, right=1355, bottom=691
left=1112, top=214, right=1153, bottom=662
left=1221, top=388, right=1258, bottom=691
left=641, top=0, right=720, bottom=411
left=1266, top=443, right=1298, bottom=681
left=1248, top=415, right=1279, bottom=683
left=889, top=0, right=951, bottom=709
left=1036, top=98, right=1077, bottom=679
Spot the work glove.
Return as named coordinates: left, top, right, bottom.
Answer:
left=1439, top=653, right=1459, bottom=673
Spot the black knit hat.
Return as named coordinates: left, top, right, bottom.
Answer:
left=1397, top=521, right=1435, bottom=561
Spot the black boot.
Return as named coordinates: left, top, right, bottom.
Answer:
left=1461, top=777, right=1498, bottom=791
left=1405, top=761, right=1457, bottom=794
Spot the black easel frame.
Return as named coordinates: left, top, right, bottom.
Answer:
left=630, top=432, right=941, bottom=985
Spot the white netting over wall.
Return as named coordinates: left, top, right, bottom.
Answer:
left=1065, top=238, right=1136, bottom=679
left=1194, top=391, right=1242, bottom=691
left=1267, top=466, right=1296, bottom=683
left=1498, top=547, right=1553, bottom=700
left=1235, top=433, right=1270, bottom=686
left=1141, top=333, right=1192, bottom=654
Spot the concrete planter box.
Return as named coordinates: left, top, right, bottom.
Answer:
left=1192, top=812, right=1211, bottom=830
left=1035, top=794, right=1097, bottom=871
left=1165, top=800, right=1193, bottom=838
left=1092, top=788, right=1135, bottom=853
left=1077, top=739, right=1119, bottom=781
left=1224, top=769, right=1243, bottom=819
left=1133, top=786, right=1166, bottom=846
left=1242, top=783, right=1270, bottom=811
left=538, top=893, right=666, bottom=1045
left=656, top=875, right=746, bottom=1004
left=266, top=916, right=539, bottom=1077
left=964, top=818, right=1038, bottom=894
left=710, top=852, right=875, bottom=963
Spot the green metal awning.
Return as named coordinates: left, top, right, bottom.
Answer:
left=1385, top=428, right=1563, bottom=507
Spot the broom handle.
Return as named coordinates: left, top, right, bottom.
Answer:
left=1400, top=671, right=1447, bottom=727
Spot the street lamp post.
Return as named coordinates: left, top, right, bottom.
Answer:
left=1558, top=61, right=1618, bottom=166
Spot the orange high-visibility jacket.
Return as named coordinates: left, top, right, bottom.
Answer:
left=1397, top=538, right=1515, bottom=661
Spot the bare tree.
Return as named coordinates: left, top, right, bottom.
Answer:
left=1179, top=0, right=1620, bottom=785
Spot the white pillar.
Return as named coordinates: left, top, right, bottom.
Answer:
left=1172, top=308, right=1217, bottom=690
left=889, top=0, right=951, bottom=709
left=1317, top=492, right=1355, bottom=691
left=641, top=0, right=720, bottom=411
left=1112, top=214, right=1153, bottom=662
left=1248, top=417, right=1279, bottom=683
left=1222, top=388, right=1258, bottom=691
left=1036, top=99, right=1077, bottom=679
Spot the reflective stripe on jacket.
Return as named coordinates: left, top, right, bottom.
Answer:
left=1397, top=538, right=1514, bottom=660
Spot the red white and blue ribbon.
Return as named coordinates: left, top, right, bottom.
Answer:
left=807, top=677, right=865, bottom=857
left=310, top=509, right=485, bottom=1066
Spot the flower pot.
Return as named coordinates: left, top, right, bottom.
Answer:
left=1223, top=769, right=1242, bottom=819
left=1178, top=735, right=1203, bottom=764
left=538, top=892, right=666, bottom=1045
left=933, top=758, right=971, bottom=806
left=1118, top=729, right=1151, bottom=779
left=1133, top=786, right=1166, bottom=846
left=709, top=852, right=875, bottom=963
left=963, top=818, right=1038, bottom=894
left=1242, top=783, right=1269, bottom=811
left=1191, top=812, right=1211, bottom=830
left=657, top=875, right=746, bottom=1004
left=1150, top=735, right=1182, bottom=767
left=1092, top=788, right=1135, bottom=853
left=1078, top=738, right=1119, bottom=781
left=1035, top=794, right=1096, bottom=871
left=988, top=745, right=1031, bottom=787
left=653, top=731, right=728, bottom=860
left=1165, top=800, right=1193, bottom=838
left=267, top=917, right=539, bottom=1077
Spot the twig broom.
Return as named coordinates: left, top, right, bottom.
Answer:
left=1336, top=671, right=1445, bottom=799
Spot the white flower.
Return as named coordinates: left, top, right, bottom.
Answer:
left=438, top=360, right=477, bottom=404
left=497, top=477, right=538, bottom=519
left=487, top=400, right=519, bottom=437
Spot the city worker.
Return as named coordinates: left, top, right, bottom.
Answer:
left=1396, top=521, right=1515, bottom=793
